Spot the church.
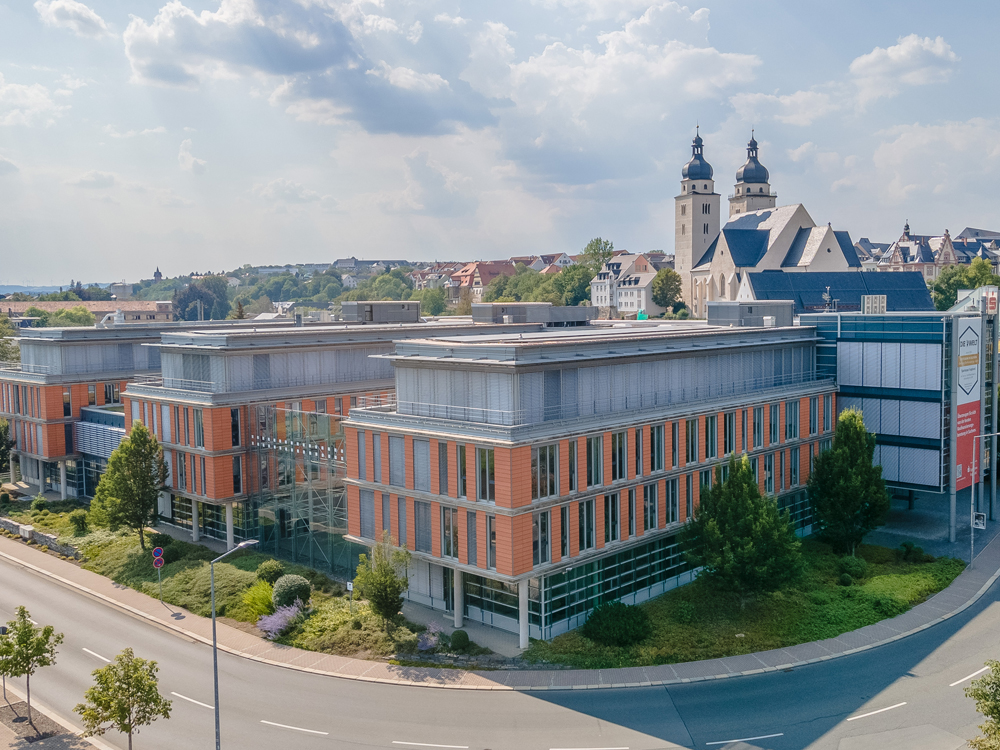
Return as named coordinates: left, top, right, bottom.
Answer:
left=674, top=131, right=861, bottom=317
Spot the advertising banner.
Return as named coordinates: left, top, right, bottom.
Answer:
left=956, top=317, right=982, bottom=490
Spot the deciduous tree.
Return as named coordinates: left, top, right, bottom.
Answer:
left=354, top=532, right=411, bottom=629
left=808, top=408, right=889, bottom=555
left=581, top=237, right=614, bottom=275
left=966, top=660, right=1000, bottom=749
left=3, top=606, right=63, bottom=723
left=651, top=268, right=682, bottom=311
left=931, top=257, right=996, bottom=310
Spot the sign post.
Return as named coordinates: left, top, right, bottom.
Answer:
left=152, top=547, right=164, bottom=603
left=347, top=581, right=353, bottom=614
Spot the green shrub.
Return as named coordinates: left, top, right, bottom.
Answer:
left=147, top=533, right=174, bottom=549
left=0, top=492, right=10, bottom=504
left=839, top=573, right=854, bottom=586
left=155, top=562, right=257, bottom=617
left=272, top=574, right=312, bottom=608
left=838, top=556, right=869, bottom=580
left=451, top=629, right=470, bottom=651
left=256, top=559, right=285, bottom=585
left=674, top=600, right=696, bottom=624
left=351, top=618, right=362, bottom=630
left=68, top=509, right=88, bottom=536
left=582, top=601, right=652, bottom=647
left=899, top=541, right=934, bottom=563
left=31, top=495, right=47, bottom=512
left=240, top=580, right=275, bottom=620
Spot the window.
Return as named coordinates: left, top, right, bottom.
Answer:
left=604, top=493, right=620, bottom=543
left=457, top=445, right=467, bottom=498
left=415, top=501, right=431, bottom=553
left=724, top=412, right=735, bottom=455
left=413, top=439, right=431, bottom=492
left=389, top=436, right=405, bottom=487
left=703, top=222, right=709, bottom=234
left=753, top=407, right=764, bottom=448
left=686, top=419, right=698, bottom=463
left=382, top=494, right=391, bottom=534
left=634, top=428, right=643, bottom=477
left=685, top=475, right=693, bottom=519
left=742, top=409, right=747, bottom=453
left=466, top=510, right=476, bottom=563
left=233, top=456, right=242, bottom=494
left=350, top=396, right=357, bottom=409
left=373, top=433, right=381, bottom=483
left=628, top=488, right=636, bottom=537
left=751, top=456, right=759, bottom=483
left=88, top=385, right=96, bottom=406
left=438, top=442, right=449, bottom=496
left=200, top=456, right=206, bottom=495
left=63, top=388, right=71, bottom=417
left=487, top=515, right=497, bottom=568
left=568, top=440, right=577, bottom=492
left=666, top=478, right=679, bottom=523
left=779, top=451, right=784, bottom=491
left=671, top=423, right=678, bottom=467
left=650, top=425, right=664, bottom=472
left=700, top=468, right=712, bottom=491
left=721, top=463, right=730, bottom=484
left=560, top=506, right=570, bottom=557
left=104, top=382, right=120, bottom=404
left=643, top=483, right=658, bottom=531
left=531, top=444, right=557, bottom=500
left=183, top=407, right=190, bottom=445
left=360, top=490, right=375, bottom=539
left=578, top=499, right=595, bottom=551
left=809, top=397, right=818, bottom=435
left=231, top=408, right=241, bottom=447
left=315, top=399, right=326, bottom=415
left=398, top=498, right=408, bottom=548
left=705, top=415, right=717, bottom=459
left=586, top=436, right=603, bottom=487
left=334, top=399, right=342, bottom=415
left=785, top=401, right=799, bottom=440
left=64, top=424, right=73, bottom=454
left=764, top=453, right=774, bottom=494
left=820, top=437, right=833, bottom=453
left=441, top=507, right=459, bottom=559
left=533, top=511, right=550, bottom=565
left=477, top=448, right=495, bottom=501
left=357, top=430, right=367, bottom=480
left=611, top=431, right=626, bottom=481
left=790, top=446, right=800, bottom=486
left=823, top=394, right=832, bottom=432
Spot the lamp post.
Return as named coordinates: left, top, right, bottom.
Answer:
left=970, top=431, right=1000, bottom=569
left=211, top=539, right=258, bottom=750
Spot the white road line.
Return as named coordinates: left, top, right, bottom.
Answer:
left=951, top=666, right=990, bottom=687
left=170, top=692, right=213, bottom=710
left=29, top=619, right=37, bottom=625
left=260, top=720, right=329, bottom=736
left=846, top=702, right=907, bottom=721
left=82, top=648, right=110, bottom=663
left=550, top=747, right=629, bottom=750
left=392, top=743, right=469, bottom=749
left=706, top=735, right=783, bottom=746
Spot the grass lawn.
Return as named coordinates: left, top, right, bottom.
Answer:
left=523, top=539, right=966, bottom=669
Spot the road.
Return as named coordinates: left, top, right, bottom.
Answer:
left=0, top=554, right=994, bottom=749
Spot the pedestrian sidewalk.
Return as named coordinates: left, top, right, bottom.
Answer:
left=1, top=531, right=999, bottom=692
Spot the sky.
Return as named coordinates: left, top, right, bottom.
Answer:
left=0, top=0, right=998, bottom=285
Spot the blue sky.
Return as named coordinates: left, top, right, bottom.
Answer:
left=0, top=0, right=997, bottom=284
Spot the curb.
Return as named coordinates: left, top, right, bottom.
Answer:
left=2, top=545, right=998, bottom=692
left=0, top=681, right=116, bottom=750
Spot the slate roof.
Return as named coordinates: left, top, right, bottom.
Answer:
left=958, top=227, right=1000, bottom=240
left=744, top=270, right=934, bottom=314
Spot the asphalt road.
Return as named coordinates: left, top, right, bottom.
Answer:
left=0, top=555, right=995, bottom=750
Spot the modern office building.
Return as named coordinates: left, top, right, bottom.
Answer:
left=344, top=320, right=837, bottom=644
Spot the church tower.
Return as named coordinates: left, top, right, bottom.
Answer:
left=675, top=128, right=720, bottom=307
left=729, top=133, right=776, bottom=217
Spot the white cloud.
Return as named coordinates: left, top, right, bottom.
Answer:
left=434, top=13, right=467, bottom=26
left=366, top=62, right=449, bottom=92
left=104, top=125, right=166, bottom=138
left=850, top=34, right=958, bottom=108
left=0, top=156, right=19, bottom=175
left=407, top=21, right=423, bottom=44
left=0, top=73, right=64, bottom=126
left=178, top=140, right=206, bottom=174
left=68, top=170, right=115, bottom=188
left=34, top=0, right=109, bottom=38
left=731, top=90, right=837, bottom=127
left=787, top=142, right=816, bottom=162
left=254, top=178, right=320, bottom=203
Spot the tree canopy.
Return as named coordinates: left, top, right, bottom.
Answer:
left=2, top=606, right=63, bottom=723
left=931, top=257, right=996, bottom=310
left=173, top=275, right=231, bottom=320
left=808, top=408, right=890, bottom=555
left=0, top=316, right=17, bottom=361
left=354, top=532, right=411, bottom=629
left=481, top=263, right=591, bottom=306
left=23, top=305, right=96, bottom=327
left=680, top=454, right=802, bottom=607
left=966, top=660, right=1000, bottom=750
left=581, top=237, right=614, bottom=275
left=651, top=267, right=682, bottom=311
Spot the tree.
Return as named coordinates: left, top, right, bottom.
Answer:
left=551, top=263, right=592, bottom=306
left=455, top=288, right=473, bottom=315
left=229, top=300, right=247, bottom=320
left=966, top=660, right=1000, bottom=749
left=92, top=422, right=167, bottom=549
left=581, top=237, right=614, bottom=275
left=75, top=648, right=172, bottom=750
left=0, top=623, right=12, bottom=700
left=354, top=531, right=411, bottom=629
left=651, top=268, right=682, bottom=311
left=680, top=454, right=802, bottom=608
left=3, top=606, right=64, bottom=723
left=0, top=418, right=14, bottom=476
left=931, top=257, right=996, bottom=310
left=411, top=288, right=446, bottom=315
left=244, top=295, right=274, bottom=317
left=0, top=316, right=18, bottom=361
left=23, top=305, right=96, bottom=327
left=808, top=408, right=890, bottom=555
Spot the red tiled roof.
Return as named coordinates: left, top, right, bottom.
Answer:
left=0, top=301, right=168, bottom=313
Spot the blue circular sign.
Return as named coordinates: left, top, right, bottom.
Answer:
left=152, top=547, right=164, bottom=558
left=153, top=557, right=164, bottom=569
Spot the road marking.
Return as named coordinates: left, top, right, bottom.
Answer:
left=706, top=735, right=783, bottom=746
left=82, top=648, right=110, bottom=663
left=951, top=667, right=990, bottom=687
left=170, top=692, right=213, bottom=709
left=392, top=744, right=469, bottom=749
left=846, top=702, right=907, bottom=721
left=260, top=720, right=329, bottom=736
left=549, top=748, right=629, bottom=750
left=29, top=619, right=37, bottom=625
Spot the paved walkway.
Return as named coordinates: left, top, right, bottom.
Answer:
left=1, top=531, right=999, bottom=692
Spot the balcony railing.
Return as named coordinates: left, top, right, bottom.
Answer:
left=0, top=361, right=55, bottom=375
left=130, top=370, right=395, bottom=395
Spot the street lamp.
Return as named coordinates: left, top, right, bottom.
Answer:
left=211, top=539, right=258, bottom=750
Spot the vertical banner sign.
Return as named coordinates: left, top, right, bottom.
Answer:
left=956, top=318, right=982, bottom=490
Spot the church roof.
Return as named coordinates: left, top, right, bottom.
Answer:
left=694, top=204, right=806, bottom=269
left=681, top=131, right=713, bottom=181
left=735, top=135, right=769, bottom=184
left=744, top=270, right=933, bottom=314
left=780, top=227, right=861, bottom=268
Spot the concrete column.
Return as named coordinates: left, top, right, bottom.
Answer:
left=59, top=461, right=67, bottom=500
left=191, top=500, right=200, bottom=543
left=950, top=315, right=959, bottom=544
left=518, top=579, right=529, bottom=649
left=453, top=569, right=463, bottom=629
left=226, top=503, right=235, bottom=551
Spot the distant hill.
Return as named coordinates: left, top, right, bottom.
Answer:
left=0, top=283, right=110, bottom=295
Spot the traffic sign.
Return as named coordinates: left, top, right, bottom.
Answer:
left=152, top=547, right=164, bottom=558
left=346, top=582, right=353, bottom=592
left=974, top=512, right=987, bottom=530
left=153, top=557, right=165, bottom=569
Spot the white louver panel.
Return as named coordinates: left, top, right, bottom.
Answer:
left=75, top=422, right=125, bottom=460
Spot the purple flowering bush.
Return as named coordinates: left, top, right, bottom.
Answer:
left=257, top=603, right=304, bottom=640
left=417, top=621, right=442, bottom=652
